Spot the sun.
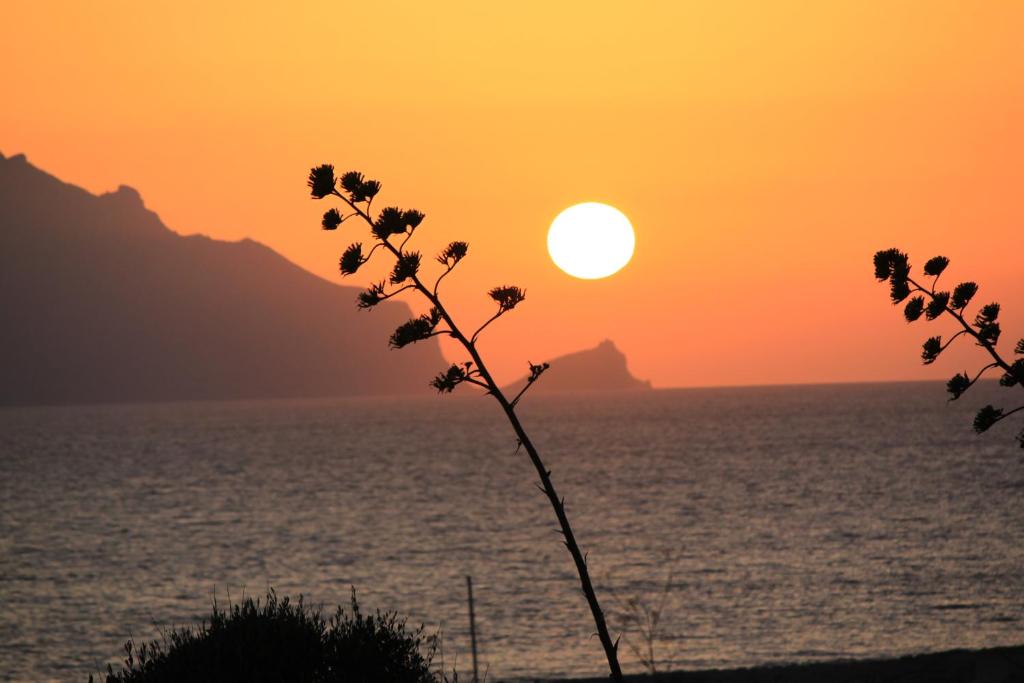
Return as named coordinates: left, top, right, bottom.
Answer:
left=547, top=203, right=635, bottom=279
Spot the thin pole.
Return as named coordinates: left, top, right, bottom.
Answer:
left=466, top=575, right=479, bottom=683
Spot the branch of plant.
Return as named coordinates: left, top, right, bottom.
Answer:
left=325, top=181, right=624, bottom=681
left=933, top=330, right=969, bottom=355
left=374, top=284, right=416, bottom=303
left=471, top=310, right=505, bottom=344
left=509, top=385, right=532, bottom=408
left=908, top=276, right=1017, bottom=380
left=509, top=374, right=543, bottom=407
left=433, top=263, right=456, bottom=298
left=398, top=229, right=414, bottom=253
left=460, top=376, right=492, bottom=392
left=991, top=405, right=1024, bottom=427
left=330, top=188, right=501, bottom=373
left=956, top=363, right=1000, bottom=399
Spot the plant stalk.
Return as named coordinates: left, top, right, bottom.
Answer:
left=339, top=194, right=624, bottom=681
left=419, top=272, right=624, bottom=682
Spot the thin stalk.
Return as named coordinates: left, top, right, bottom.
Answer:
left=991, top=404, right=1024, bottom=426
left=337, top=192, right=624, bottom=681
left=965, top=363, right=999, bottom=389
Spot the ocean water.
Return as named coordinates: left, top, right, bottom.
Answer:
left=1, top=383, right=1022, bottom=682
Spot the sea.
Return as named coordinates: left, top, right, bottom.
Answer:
left=1, top=382, right=1022, bottom=682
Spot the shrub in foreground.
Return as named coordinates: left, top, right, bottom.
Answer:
left=95, top=590, right=438, bottom=683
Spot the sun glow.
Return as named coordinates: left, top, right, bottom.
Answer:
left=547, top=203, right=635, bottom=280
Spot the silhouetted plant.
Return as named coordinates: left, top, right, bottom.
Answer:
left=308, top=163, right=624, bottom=681
left=95, top=590, right=440, bottom=683
left=873, top=249, right=1024, bottom=446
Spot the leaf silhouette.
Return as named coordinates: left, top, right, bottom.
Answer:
left=489, top=285, right=526, bottom=312
left=973, top=405, right=1003, bottom=433
left=921, top=336, right=943, bottom=365
left=975, top=302, right=1000, bottom=326
left=946, top=372, right=970, bottom=400
left=340, top=243, right=365, bottom=276
left=340, top=171, right=373, bottom=201
left=362, top=179, right=381, bottom=199
left=322, top=208, right=343, bottom=231
left=307, top=164, right=336, bottom=199
left=890, top=279, right=911, bottom=304
left=950, top=282, right=978, bottom=310
left=925, top=292, right=949, bottom=320
left=402, top=209, right=425, bottom=229
left=357, top=282, right=386, bottom=309
left=374, top=207, right=407, bottom=239
left=974, top=303, right=1001, bottom=345
left=923, top=255, right=949, bottom=277
left=389, top=314, right=436, bottom=349
left=873, top=248, right=909, bottom=282
left=430, top=364, right=468, bottom=393
left=904, top=296, right=925, bottom=322
left=390, top=252, right=422, bottom=285
left=437, top=241, right=469, bottom=265
left=873, top=250, right=893, bottom=280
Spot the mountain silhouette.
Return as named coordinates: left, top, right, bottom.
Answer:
left=0, top=152, right=446, bottom=406
left=505, top=339, right=651, bottom=395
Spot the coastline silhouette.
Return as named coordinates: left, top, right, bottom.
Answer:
left=0, top=153, right=444, bottom=405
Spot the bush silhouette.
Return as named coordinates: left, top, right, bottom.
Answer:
left=873, top=249, right=1024, bottom=445
left=308, top=163, right=624, bottom=680
left=96, top=591, right=437, bottom=683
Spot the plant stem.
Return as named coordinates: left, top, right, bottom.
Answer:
left=416, top=275, right=625, bottom=682
left=491, top=395, right=624, bottom=681
left=340, top=194, right=624, bottom=681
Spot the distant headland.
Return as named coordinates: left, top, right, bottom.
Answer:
left=505, top=339, right=651, bottom=395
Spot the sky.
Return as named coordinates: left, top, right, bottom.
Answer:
left=3, top=1, right=1022, bottom=388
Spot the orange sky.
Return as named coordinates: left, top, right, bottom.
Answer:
left=3, top=2, right=1022, bottom=388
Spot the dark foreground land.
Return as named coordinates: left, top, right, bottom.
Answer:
left=550, top=646, right=1024, bottom=683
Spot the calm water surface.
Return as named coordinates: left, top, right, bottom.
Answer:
left=1, top=383, right=1022, bottom=681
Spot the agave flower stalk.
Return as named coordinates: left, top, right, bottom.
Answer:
left=308, top=164, right=624, bottom=681
left=873, top=248, right=1024, bottom=445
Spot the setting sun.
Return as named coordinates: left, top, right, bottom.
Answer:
left=547, top=202, right=635, bottom=279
